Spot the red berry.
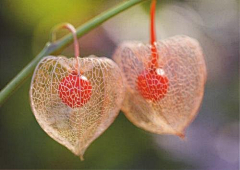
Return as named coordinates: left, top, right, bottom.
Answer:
left=137, top=68, right=169, bottom=102
left=58, top=74, right=92, bottom=108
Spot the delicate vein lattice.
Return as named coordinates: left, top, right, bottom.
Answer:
left=113, top=35, right=207, bottom=136
left=30, top=56, right=125, bottom=159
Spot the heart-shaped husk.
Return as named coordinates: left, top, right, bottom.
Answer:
left=30, top=55, right=125, bottom=159
left=113, top=35, right=207, bottom=137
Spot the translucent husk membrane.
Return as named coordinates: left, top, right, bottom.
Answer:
left=113, top=35, right=207, bottom=137
left=30, top=55, right=125, bottom=159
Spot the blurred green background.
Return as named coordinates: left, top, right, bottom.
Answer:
left=0, top=0, right=239, bottom=169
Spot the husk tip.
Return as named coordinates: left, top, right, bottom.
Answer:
left=177, top=131, right=186, bottom=139
left=79, top=155, right=84, bottom=161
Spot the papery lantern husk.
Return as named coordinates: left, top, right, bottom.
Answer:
left=30, top=55, right=125, bottom=159
left=113, top=35, right=207, bottom=137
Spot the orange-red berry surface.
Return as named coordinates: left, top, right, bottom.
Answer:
left=58, top=74, right=92, bottom=108
left=137, top=69, right=169, bottom=102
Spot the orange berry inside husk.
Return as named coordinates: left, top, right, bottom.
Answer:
left=58, top=73, right=92, bottom=108
left=137, top=68, right=169, bottom=102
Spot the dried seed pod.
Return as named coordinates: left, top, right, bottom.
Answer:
left=30, top=55, right=125, bottom=159
left=113, top=35, right=207, bottom=137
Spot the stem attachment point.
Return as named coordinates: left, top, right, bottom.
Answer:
left=50, top=23, right=80, bottom=75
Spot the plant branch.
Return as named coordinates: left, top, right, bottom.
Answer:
left=0, top=0, right=146, bottom=105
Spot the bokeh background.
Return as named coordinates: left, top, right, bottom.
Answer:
left=0, top=0, right=239, bottom=169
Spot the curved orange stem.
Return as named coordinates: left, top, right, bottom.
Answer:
left=150, top=0, right=158, bottom=68
left=50, top=23, right=80, bottom=75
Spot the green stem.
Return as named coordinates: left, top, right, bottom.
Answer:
left=0, top=0, right=146, bottom=106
